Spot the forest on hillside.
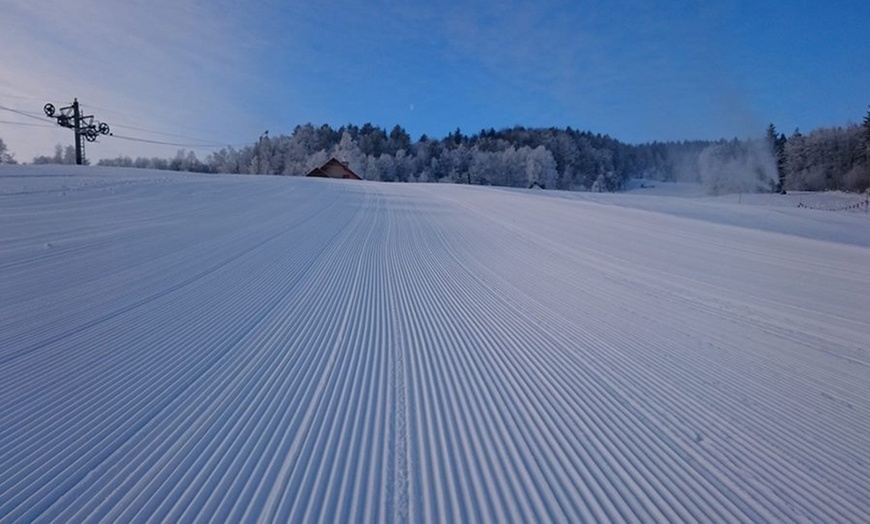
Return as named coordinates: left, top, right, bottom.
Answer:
left=7, top=107, right=870, bottom=194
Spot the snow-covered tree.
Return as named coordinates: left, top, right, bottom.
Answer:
left=207, top=147, right=242, bottom=174
left=332, top=131, right=365, bottom=176
left=169, top=150, right=209, bottom=173
left=468, top=147, right=496, bottom=186
left=377, top=153, right=397, bottom=182
left=590, top=173, right=605, bottom=192
left=59, top=113, right=867, bottom=191
left=306, top=149, right=330, bottom=172
left=32, top=144, right=77, bottom=165
left=392, top=149, right=411, bottom=182
left=863, top=105, right=870, bottom=164
left=523, top=145, right=557, bottom=188
left=364, top=155, right=382, bottom=181
left=783, top=125, right=866, bottom=191
left=0, top=138, right=16, bottom=164
left=249, top=133, right=276, bottom=174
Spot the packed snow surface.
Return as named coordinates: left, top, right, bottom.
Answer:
left=2, top=166, right=869, bottom=522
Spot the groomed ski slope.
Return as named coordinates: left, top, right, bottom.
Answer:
left=1, top=166, right=869, bottom=522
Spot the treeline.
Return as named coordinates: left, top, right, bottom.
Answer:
left=19, top=105, right=870, bottom=193
left=775, top=123, right=870, bottom=192
left=97, top=124, right=715, bottom=191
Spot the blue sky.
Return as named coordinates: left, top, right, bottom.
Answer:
left=1, top=0, right=867, bottom=161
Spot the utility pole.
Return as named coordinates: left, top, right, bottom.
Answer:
left=43, top=98, right=111, bottom=165
left=72, top=99, right=82, bottom=165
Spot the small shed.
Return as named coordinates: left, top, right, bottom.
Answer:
left=306, top=158, right=362, bottom=180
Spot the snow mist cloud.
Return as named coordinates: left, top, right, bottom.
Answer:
left=697, top=138, right=777, bottom=195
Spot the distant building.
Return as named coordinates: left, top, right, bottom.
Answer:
left=528, top=181, right=545, bottom=190
left=306, top=158, right=362, bottom=180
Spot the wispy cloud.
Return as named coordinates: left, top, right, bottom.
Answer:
left=2, top=0, right=864, bottom=160
left=1, top=0, right=262, bottom=160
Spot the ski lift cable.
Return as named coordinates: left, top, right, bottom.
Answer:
left=109, top=134, right=243, bottom=150
left=2, top=100, right=234, bottom=146
left=0, top=119, right=56, bottom=129
left=0, top=104, right=49, bottom=122
left=108, top=122, right=233, bottom=145
left=82, top=102, right=232, bottom=144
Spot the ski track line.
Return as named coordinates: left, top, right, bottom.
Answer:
left=4, top=187, right=350, bottom=520
left=410, top=211, right=725, bottom=521
left=430, top=184, right=870, bottom=520
left=2, top=170, right=869, bottom=522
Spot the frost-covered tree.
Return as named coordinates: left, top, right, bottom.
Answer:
left=277, top=124, right=324, bottom=175
left=468, top=147, right=497, bottom=186
left=169, top=150, right=209, bottom=173
left=783, top=125, right=866, bottom=191
left=65, top=111, right=869, bottom=191
left=32, top=144, right=78, bottom=165
left=500, top=146, right=525, bottom=187
left=589, top=173, right=606, bottom=192
left=364, top=155, right=382, bottom=181
left=522, top=146, right=557, bottom=188
left=97, top=156, right=134, bottom=168
left=332, top=131, right=365, bottom=177
left=0, top=137, right=16, bottom=164
left=863, top=105, right=870, bottom=163
left=306, top=149, right=330, bottom=172
left=442, top=145, right=472, bottom=183
left=63, top=145, right=78, bottom=165
left=392, top=149, right=411, bottom=182
left=783, top=129, right=806, bottom=188
left=207, top=146, right=243, bottom=174
left=249, top=133, right=277, bottom=175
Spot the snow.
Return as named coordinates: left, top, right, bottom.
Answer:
left=547, top=180, right=870, bottom=247
left=2, top=165, right=869, bottom=522
left=622, top=178, right=710, bottom=197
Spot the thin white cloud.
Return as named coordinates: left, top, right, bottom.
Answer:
left=2, top=0, right=849, bottom=160
left=1, top=0, right=262, bottom=161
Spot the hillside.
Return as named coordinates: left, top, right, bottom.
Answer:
left=2, top=166, right=869, bottom=521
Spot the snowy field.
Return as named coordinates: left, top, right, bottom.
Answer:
left=2, top=165, right=869, bottom=522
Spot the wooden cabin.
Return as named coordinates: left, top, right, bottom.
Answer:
left=306, top=158, right=362, bottom=180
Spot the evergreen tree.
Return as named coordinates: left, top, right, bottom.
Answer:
left=767, top=123, right=788, bottom=192
left=388, top=125, right=411, bottom=154
left=863, top=105, right=870, bottom=164
left=765, top=123, right=777, bottom=148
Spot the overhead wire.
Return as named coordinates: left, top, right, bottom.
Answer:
left=108, top=122, right=233, bottom=146
left=0, top=104, right=50, bottom=123
left=1, top=99, right=252, bottom=152
left=0, top=119, right=56, bottom=129
left=109, top=134, right=239, bottom=150
left=0, top=91, right=46, bottom=102
left=64, top=100, right=252, bottom=149
left=79, top=101, right=233, bottom=145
